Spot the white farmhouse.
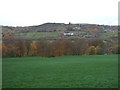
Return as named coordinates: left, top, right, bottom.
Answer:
left=64, top=32, right=74, bottom=36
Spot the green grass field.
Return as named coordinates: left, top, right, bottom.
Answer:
left=3, top=55, right=118, bottom=88
left=14, top=31, right=118, bottom=39
left=15, top=32, right=61, bottom=39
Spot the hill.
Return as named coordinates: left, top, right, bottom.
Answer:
left=2, top=23, right=118, bottom=39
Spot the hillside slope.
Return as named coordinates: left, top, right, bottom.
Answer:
left=2, top=23, right=118, bottom=39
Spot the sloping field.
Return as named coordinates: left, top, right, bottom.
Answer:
left=3, top=55, right=118, bottom=88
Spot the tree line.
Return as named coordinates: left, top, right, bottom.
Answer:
left=2, top=38, right=119, bottom=58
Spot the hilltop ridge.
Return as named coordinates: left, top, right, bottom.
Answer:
left=2, top=23, right=118, bottom=39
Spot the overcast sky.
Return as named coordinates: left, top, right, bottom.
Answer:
left=0, top=0, right=119, bottom=26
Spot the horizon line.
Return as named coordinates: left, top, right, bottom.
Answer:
left=0, top=22, right=118, bottom=27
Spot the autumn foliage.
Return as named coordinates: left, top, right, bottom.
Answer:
left=2, top=37, right=118, bottom=58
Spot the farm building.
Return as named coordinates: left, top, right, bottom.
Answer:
left=64, top=32, right=74, bottom=36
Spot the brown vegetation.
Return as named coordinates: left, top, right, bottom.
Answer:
left=2, top=37, right=119, bottom=58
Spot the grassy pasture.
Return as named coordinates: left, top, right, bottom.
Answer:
left=3, top=55, right=118, bottom=88
left=14, top=31, right=118, bottom=39
left=15, top=32, right=61, bottom=39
